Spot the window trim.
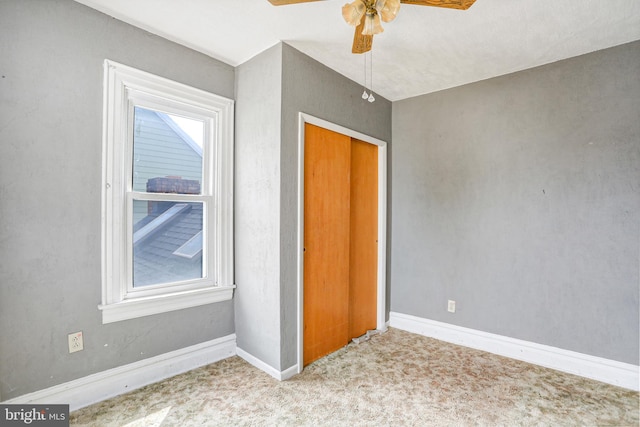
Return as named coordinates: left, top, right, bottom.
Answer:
left=100, top=60, right=234, bottom=324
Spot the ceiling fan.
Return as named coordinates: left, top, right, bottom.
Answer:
left=268, top=0, right=477, bottom=54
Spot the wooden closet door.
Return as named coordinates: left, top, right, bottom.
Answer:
left=303, top=123, right=351, bottom=366
left=349, top=138, right=378, bottom=338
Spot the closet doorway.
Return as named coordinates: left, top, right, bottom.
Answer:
left=297, top=114, right=387, bottom=369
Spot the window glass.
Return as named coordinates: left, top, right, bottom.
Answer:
left=132, top=200, right=204, bottom=287
left=132, top=106, right=204, bottom=194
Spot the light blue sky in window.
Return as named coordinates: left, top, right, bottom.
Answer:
left=167, top=114, right=203, bottom=149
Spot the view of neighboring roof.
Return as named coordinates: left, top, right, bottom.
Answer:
left=133, top=201, right=204, bottom=287
left=131, top=108, right=206, bottom=288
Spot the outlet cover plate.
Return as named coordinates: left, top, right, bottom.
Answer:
left=68, top=331, right=84, bottom=353
left=447, top=300, right=456, bottom=313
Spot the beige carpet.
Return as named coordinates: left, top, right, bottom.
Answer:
left=70, top=328, right=639, bottom=426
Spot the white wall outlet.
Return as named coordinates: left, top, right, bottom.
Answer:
left=68, top=331, right=84, bottom=353
left=447, top=300, right=456, bottom=313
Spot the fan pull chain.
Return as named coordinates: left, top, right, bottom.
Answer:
left=362, top=51, right=369, bottom=100
left=368, top=49, right=375, bottom=102
left=361, top=50, right=375, bottom=103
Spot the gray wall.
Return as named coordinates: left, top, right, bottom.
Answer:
left=234, top=44, right=284, bottom=369
left=391, top=41, right=640, bottom=365
left=0, top=0, right=235, bottom=400
left=234, top=43, right=392, bottom=371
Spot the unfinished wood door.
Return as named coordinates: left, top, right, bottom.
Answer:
left=303, top=124, right=378, bottom=366
left=303, top=123, right=351, bottom=366
left=349, top=138, right=378, bottom=338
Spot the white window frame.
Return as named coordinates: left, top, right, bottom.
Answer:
left=100, top=60, right=234, bottom=324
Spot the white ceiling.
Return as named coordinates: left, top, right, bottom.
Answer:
left=74, top=0, right=640, bottom=101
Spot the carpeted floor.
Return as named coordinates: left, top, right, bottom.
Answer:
left=70, top=328, right=639, bottom=426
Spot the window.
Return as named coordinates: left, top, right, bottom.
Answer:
left=100, top=60, right=234, bottom=323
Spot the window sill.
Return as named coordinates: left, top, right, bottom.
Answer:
left=99, top=285, right=235, bottom=324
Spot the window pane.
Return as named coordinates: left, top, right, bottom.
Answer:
left=132, top=200, right=204, bottom=287
left=132, top=106, right=203, bottom=193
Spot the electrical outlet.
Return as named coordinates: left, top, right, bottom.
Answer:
left=68, top=331, right=84, bottom=353
left=447, top=300, right=456, bottom=313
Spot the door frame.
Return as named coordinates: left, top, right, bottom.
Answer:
left=296, top=112, right=388, bottom=373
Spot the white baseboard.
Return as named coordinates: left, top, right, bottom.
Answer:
left=4, top=334, right=237, bottom=411
left=236, top=347, right=298, bottom=381
left=280, top=364, right=299, bottom=381
left=389, top=312, right=639, bottom=391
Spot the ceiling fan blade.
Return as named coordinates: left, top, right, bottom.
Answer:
left=400, top=0, right=476, bottom=10
left=352, top=18, right=373, bottom=54
left=268, top=0, right=322, bottom=5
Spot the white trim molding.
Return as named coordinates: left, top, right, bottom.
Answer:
left=98, top=286, right=235, bottom=324
left=236, top=348, right=298, bottom=381
left=4, top=335, right=237, bottom=411
left=296, top=112, right=388, bottom=373
left=390, top=312, right=639, bottom=391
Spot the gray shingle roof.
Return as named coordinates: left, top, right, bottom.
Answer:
left=133, top=202, right=203, bottom=287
